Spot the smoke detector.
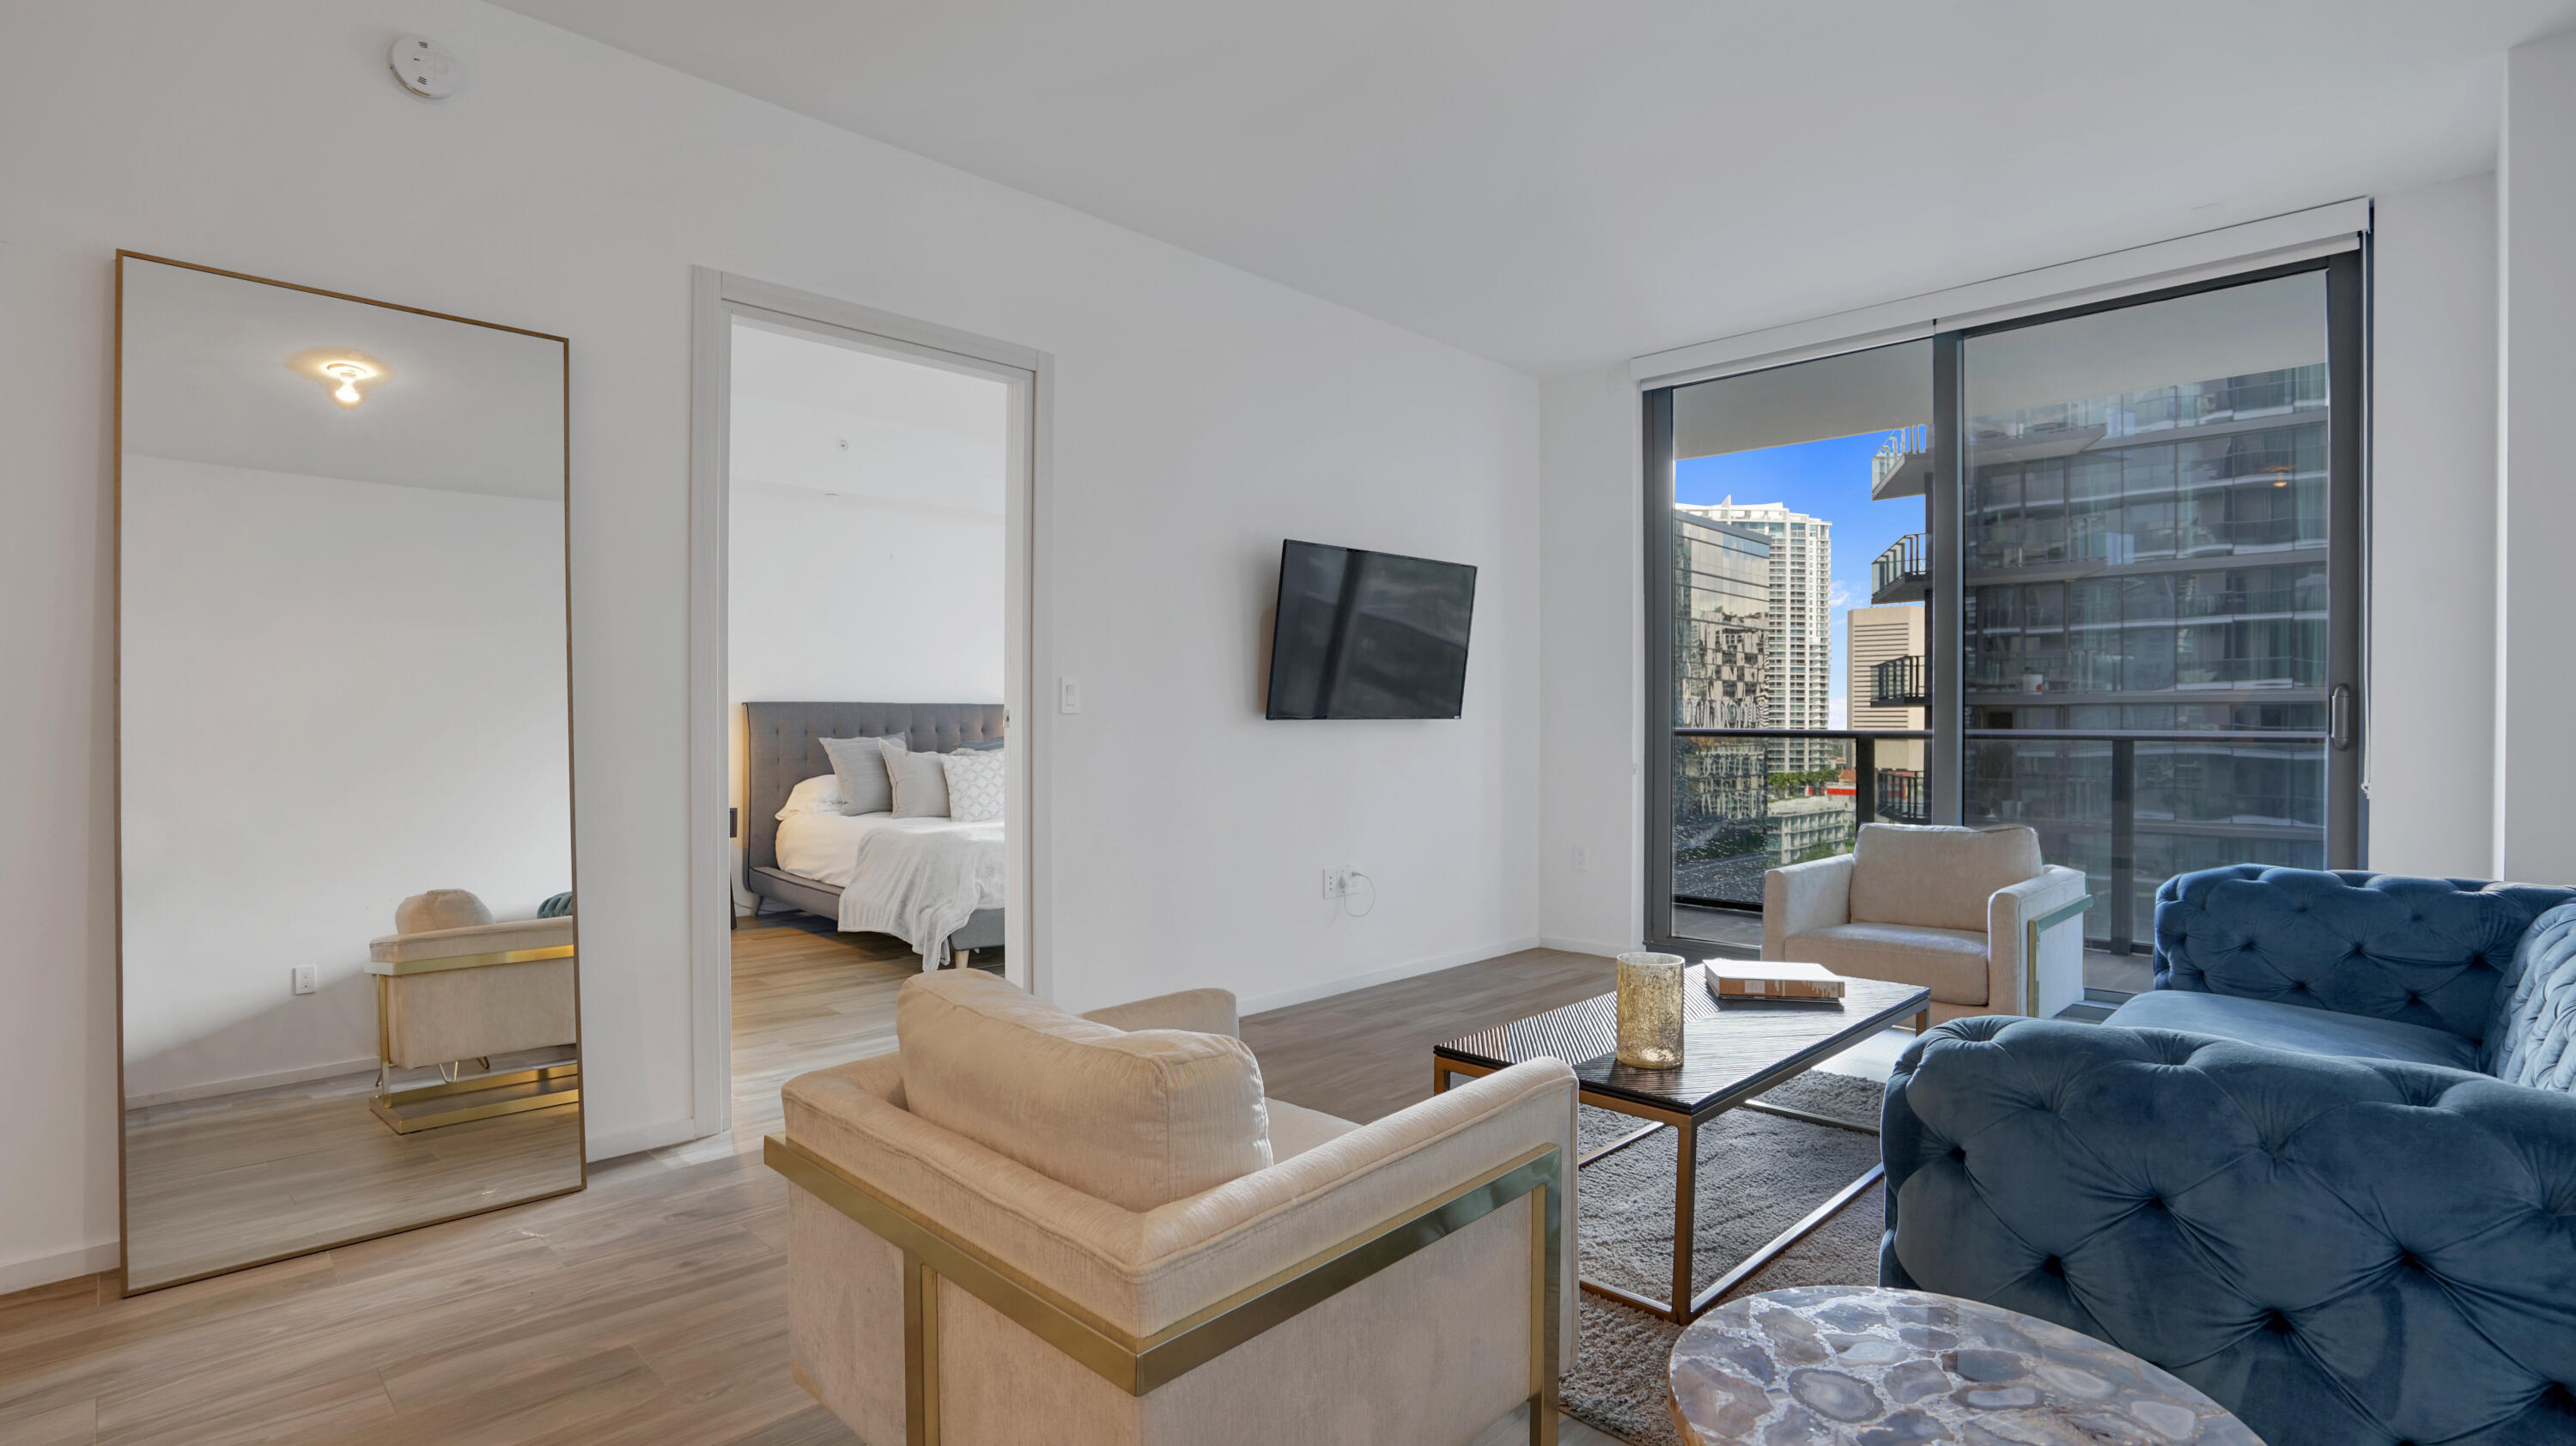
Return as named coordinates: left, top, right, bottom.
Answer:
left=390, top=36, right=465, bottom=100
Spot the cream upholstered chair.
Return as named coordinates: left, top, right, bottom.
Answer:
left=1763, top=823, right=2087, bottom=1024
left=770, top=970, right=1577, bottom=1446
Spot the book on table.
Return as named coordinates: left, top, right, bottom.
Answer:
left=1708, top=961, right=1847, bottom=1002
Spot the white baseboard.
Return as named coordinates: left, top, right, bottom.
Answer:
left=1536, top=935, right=1626, bottom=959
left=1239, top=934, right=1545, bottom=1018
left=583, top=1113, right=714, bottom=1163
left=0, top=1240, right=118, bottom=1297
left=125, top=1054, right=382, bottom=1109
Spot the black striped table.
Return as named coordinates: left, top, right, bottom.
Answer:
left=1433, top=966, right=1929, bottom=1322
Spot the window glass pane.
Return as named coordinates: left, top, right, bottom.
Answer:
left=1659, top=339, right=1929, bottom=939
left=1962, top=271, right=2330, bottom=996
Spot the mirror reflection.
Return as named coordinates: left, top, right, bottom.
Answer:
left=116, top=256, right=580, bottom=1293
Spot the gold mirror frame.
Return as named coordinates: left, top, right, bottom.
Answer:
left=112, top=252, right=581, bottom=1295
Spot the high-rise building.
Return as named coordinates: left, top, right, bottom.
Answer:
left=1671, top=511, right=1770, bottom=729
left=1847, top=604, right=1928, bottom=823
left=1675, top=500, right=1832, bottom=769
left=1846, top=605, right=1926, bottom=732
left=1959, top=356, right=2332, bottom=937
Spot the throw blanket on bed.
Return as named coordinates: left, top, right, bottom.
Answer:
left=838, top=821, right=1004, bottom=962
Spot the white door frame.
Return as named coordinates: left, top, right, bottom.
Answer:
left=686, top=268, right=1053, bottom=1136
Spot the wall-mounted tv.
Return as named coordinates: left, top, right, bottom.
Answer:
left=1266, top=539, right=1477, bottom=720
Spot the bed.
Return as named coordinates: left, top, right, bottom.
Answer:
left=742, top=701, right=1005, bottom=968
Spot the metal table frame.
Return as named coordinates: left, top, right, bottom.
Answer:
left=1433, top=978, right=1930, bottom=1324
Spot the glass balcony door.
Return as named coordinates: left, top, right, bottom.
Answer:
left=1956, top=261, right=2363, bottom=993
left=1644, top=341, right=1935, bottom=958
left=1643, top=256, right=2362, bottom=988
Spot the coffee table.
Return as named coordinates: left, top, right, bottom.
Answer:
left=1431, top=964, right=1929, bottom=1323
left=1668, top=1286, right=2260, bottom=1444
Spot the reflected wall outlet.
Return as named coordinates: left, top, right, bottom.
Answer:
left=291, top=965, right=317, bottom=995
left=1572, top=843, right=1591, bottom=871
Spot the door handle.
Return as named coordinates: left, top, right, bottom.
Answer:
left=2330, top=684, right=2355, bottom=752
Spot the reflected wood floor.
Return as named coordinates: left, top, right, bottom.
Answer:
left=122, top=1062, right=580, bottom=1291
left=2, top=933, right=1623, bottom=1446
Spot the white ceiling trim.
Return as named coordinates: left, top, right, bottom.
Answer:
left=1631, top=197, right=2372, bottom=392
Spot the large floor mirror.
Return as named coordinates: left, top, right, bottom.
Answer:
left=115, top=254, right=581, bottom=1293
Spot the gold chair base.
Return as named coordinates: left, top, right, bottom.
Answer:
left=369, top=1063, right=581, bottom=1134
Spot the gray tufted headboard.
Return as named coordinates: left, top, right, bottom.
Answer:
left=743, top=702, right=1005, bottom=878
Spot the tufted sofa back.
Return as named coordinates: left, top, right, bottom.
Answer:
left=2154, top=866, right=2576, bottom=1043
left=1882, top=1017, right=2576, bottom=1446
left=2486, top=903, right=2576, bottom=1088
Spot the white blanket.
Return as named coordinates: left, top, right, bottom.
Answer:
left=836, top=819, right=1004, bottom=963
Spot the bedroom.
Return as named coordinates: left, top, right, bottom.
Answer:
left=724, top=309, right=1020, bottom=1006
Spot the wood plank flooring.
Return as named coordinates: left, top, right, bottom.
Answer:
left=121, top=1059, right=582, bottom=1291
left=3, top=930, right=1638, bottom=1446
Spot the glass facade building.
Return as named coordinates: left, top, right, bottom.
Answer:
left=1961, top=354, right=2331, bottom=946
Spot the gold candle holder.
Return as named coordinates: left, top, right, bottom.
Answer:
left=1615, top=952, right=1686, bottom=1069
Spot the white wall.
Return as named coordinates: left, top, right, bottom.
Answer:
left=2368, top=173, right=2500, bottom=878
left=2500, top=30, right=2576, bottom=886
left=727, top=483, right=1005, bottom=708
left=1537, top=177, right=2525, bottom=951
left=0, top=0, right=1539, bottom=1291
left=119, top=458, right=571, bottom=1103
left=1538, top=367, right=1643, bottom=957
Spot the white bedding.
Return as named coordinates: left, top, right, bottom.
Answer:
left=773, top=809, right=1001, bottom=963
left=774, top=810, right=971, bottom=887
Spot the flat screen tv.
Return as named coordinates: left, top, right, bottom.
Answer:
left=1266, top=539, right=1477, bottom=720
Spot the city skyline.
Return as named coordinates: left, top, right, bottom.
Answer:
left=1677, top=428, right=1927, bottom=728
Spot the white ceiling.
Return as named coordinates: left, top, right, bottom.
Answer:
left=121, top=258, right=564, bottom=498
left=490, top=0, right=2574, bottom=377
left=728, top=320, right=1008, bottom=513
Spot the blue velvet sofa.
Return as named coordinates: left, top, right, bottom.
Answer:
left=1881, top=867, right=2576, bottom=1446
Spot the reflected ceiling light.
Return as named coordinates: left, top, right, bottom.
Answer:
left=286, top=348, right=392, bottom=410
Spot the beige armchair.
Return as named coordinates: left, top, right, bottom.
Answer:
left=772, top=971, right=1578, bottom=1446
left=1764, top=823, right=2087, bottom=1025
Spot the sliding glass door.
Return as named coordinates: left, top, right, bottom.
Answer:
left=1644, top=255, right=2363, bottom=989
left=1956, top=263, right=2360, bottom=991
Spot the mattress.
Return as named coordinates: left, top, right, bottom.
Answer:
left=774, top=809, right=993, bottom=890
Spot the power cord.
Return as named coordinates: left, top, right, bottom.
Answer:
left=1341, top=870, right=1377, bottom=918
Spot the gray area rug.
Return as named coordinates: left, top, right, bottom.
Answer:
left=1558, top=1069, right=1888, bottom=1446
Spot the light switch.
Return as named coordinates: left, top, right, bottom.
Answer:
left=1059, top=677, right=1082, bottom=714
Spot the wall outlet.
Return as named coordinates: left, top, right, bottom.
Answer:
left=1572, top=843, right=1591, bottom=872
left=1321, top=866, right=1357, bottom=899
left=291, top=965, right=317, bottom=996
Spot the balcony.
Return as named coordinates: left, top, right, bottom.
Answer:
left=1871, top=532, right=1929, bottom=604
left=1965, top=728, right=2328, bottom=969
left=1666, top=728, right=1930, bottom=910
left=1869, top=653, right=1927, bottom=708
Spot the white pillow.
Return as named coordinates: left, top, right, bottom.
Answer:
left=942, top=747, right=1005, bottom=823
left=775, top=773, right=843, bottom=820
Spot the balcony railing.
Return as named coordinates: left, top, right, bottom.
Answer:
left=1871, top=532, right=1929, bottom=604
left=1667, top=729, right=1930, bottom=909
left=1965, top=728, right=2328, bottom=954
left=1965, top=653, right=2323, bottom=695
left=1869, top=654, right=1927, bottom=708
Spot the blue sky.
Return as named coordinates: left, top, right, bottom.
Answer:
left=1677, top=430, right=1924, bottom=726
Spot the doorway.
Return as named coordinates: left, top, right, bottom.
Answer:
left=686, top=270, right=1048, bottom=1139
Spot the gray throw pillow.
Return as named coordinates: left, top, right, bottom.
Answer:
left=887, top=746, right=951, bottom=817
left=820, top=734, right=903, bottom=815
